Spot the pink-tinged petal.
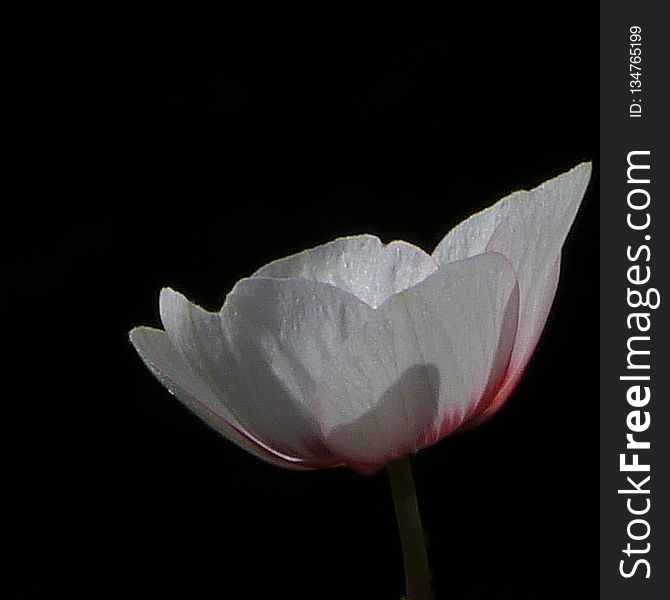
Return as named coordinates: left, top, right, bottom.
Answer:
left=158, top=287, right=355, bottom=465
left=432, top=163, right=591, bottom=420
left=463, top=257, right=560, bottom=427
left=252, top=234, right=438, bottom=308
left=317, top=252, right=519, bottom=471
left=129, top=326, right=321, bottom=470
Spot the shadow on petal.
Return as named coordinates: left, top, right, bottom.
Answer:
left=325, top=364, right=440, bottom=474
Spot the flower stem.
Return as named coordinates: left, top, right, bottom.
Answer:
left=387, top=457, right=432, bottom=600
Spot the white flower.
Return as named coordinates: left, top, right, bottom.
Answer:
left=130, top=163, right=591, bottom=474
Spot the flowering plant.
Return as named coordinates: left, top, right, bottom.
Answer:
left=131, top=163, right=591, bottom=599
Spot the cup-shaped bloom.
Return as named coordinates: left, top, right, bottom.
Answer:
left=130, top=163, right=591, bottom=474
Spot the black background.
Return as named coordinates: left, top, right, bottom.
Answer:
left=9, top=3, right=598, bottom=599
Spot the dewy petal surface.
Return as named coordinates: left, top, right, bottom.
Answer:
left=432, top=163, right=591, bottom=421
left=129, top=326, right=316, bottom=470
left=317, top=252, right=519, bottom=471
left=252, top=234, right=438, bottom=309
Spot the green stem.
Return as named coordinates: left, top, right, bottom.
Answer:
left=387, top=457, right=432, bottom=600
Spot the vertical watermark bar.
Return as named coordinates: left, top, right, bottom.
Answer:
left=601, top=1, right=670, bottom=598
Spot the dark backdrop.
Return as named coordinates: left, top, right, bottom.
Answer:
left=9, top=3, right=598, bottom=599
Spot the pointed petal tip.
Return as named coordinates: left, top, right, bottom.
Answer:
left=159, top=286, right=183, bottom=305
left=556, top=161, right=593, bottom=187
left=527, top=160, right=592, bottom=195
left=569, top=160, right=593, bottom=182
left=129, top=324, right=158, bottom=339
left=128, top=325, right=165, bottom=352
left=158, top=286, right=201, bottom=325
left=128, top=325, right=142, bottom=342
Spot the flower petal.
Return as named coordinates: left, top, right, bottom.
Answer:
left=217, top=277, right=374, bottom=457
left=158, top=287, right=350, bottom=466
left=432, top=163, right=591, bottom=421
left=129, top=326, right=316, bottom=470
left=317, top=252, right=519, bottom=471
left=252, top=234, right=438, bottom=308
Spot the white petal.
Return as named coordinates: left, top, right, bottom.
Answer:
left=432, top=163, right=591, bottom=418
left=158, top=282, right=373, bottom=465
left=218, top=277, right=373, bottom=453
left=160, top=288, right=346, bottom=462
left=129, top=326, right=316, bottom=470
left=317, top=252, right=519, bottom=469
left=252, top=234, right=438, bottom=308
